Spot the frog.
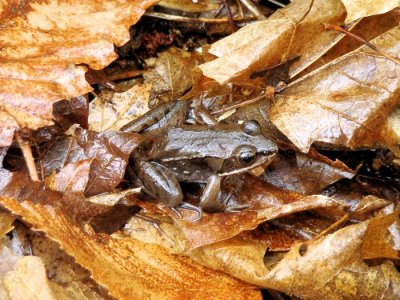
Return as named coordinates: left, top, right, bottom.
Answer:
left=122, top=100, right=278, bottom=219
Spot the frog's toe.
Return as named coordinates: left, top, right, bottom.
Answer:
left=225, top=203, right=251, bottom=212
left=177, top=202, right=203, bottom=222
left=169, top=206, right=182, bottom=219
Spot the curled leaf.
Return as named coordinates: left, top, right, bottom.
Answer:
left=270, top=26, right=400, bottom=153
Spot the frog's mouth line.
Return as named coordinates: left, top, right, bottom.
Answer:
left=218, top=153, right=276, bottom=177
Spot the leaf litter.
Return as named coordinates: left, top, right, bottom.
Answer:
left=0, top=0, right=400, bottom=299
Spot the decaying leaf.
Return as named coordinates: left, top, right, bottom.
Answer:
left=362, top=210, right=400, bottom=260
left=0, top=211, right=14, bottom=237
left=89, top=82, right=152, bottom=132
left=296, top=9, right=400, bottom=78
left=42, top=127, right=143, bottom=196
left=158, top=177, right=340, bottom=249
left=263, top=149, right=354, bottom=194
left=0, top=0, right=157, bottom=144
left=270, top=26, right=400, bottom=153
left=45, top=159, right=92, bottom=193
left=0, top=254, right=56, bottom=300
left=341, top=0, right=399, bottom=23
left=22, top=228, right=107, bottom=299
left=0, top=112, right=19, bottom=148
left=0, top=196, right=260, bottom=299
left=145, top=48, right=202, bottom=106
left=191, top=220, right=400, bottom=299
left=158, top=0, right=219, bottom=12
left=197, top=0, right=349, bottom=85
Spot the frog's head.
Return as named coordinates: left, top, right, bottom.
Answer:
left=218, top=120, right=278, bottom=176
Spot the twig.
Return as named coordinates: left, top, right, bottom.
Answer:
left=108, top=69, right=147, bottom=81
left=211, top=86, right=275, bottom=115
left=15, top=132, right=39, bottom=181
left=235, top=0, right=245, bottom=17
left=145, top=11, right=256, bottom=23
left=325, top=24, right=400, bottom=66
left=240, top=0, right=267, bottom=20
left=266, top=0, right=285, bottom=8
left=299, top=213, right=350, bottom=256
left=221, top=0, right=238, bottom=32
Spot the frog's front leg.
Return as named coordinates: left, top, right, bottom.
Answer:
left=200, top=175, right=251, bottom=213
left=199, top=175, right=225, bottom=212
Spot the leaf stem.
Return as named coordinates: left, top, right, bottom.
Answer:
left=145, top=12, right=256, bottom=23
left=325, top=24, right=400, bottom=66
left=211, top=86, right=275, bottom=115
left=239, top=0, right=267, bottom=21
left=15, top=132, right=39, bottom=181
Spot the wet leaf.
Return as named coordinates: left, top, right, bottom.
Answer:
left=263, top=149, right=354, bottom=194
left=0, top=0, right=157, bottom=144
left=270, top=26, right=400, bottom=153
left=0, top=196, right=261, bottom=299
left=42, top=128, right=143, bottom=196
left=22, top=227, right=107, bottom=299
left=44, top=159, right=91, bottom=193
left=191, top=220, right=400, bottom=299
left=197, top=0, right=348, bottom=85
left=0, top=254, right=56, bottom=300
left=158, top=0, right=219, bottom=12
left=145, top=48, right=202, bottom=106
left=341, top=0, right=399, bottom=23
left=89, top=82, right=152, bottom=132
left=0, top=113, right=19, bottom=148
left=296, top=10, right=400, bottom=78
left=0, top=211, right=15, bottom=237
left=362, top=210, right=400, bottom=260
left=166, top=179, right=339, bottom=249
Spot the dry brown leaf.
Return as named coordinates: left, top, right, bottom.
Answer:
left=197, top=0, right=348, bottom=85
left=158, top=0, right=219, bottom=12
left=191, top=220, right=400, bottom=299
left=362, top=210, right=400, bottom=260
left=0, top=0, right=157, bottom=144
left=89, top=82, right=152, bottom=132
left=263, top=149, right=354, bottom=194
left=0, top=112, right=19, bottom=148
left=0, top=254, right=56, bottom=300
left=45, top=159, right=91, bottom=193
left=42, top=128, right=143, bottom=196
left=124, top=214, right=188, bottom=254
left=0, top=212, right=14, bottom=237
left=297, top=9, right=400, bottom=79
left=341, top=0, right=399, bottom=23
left=87, top=188, right=141, bottom=206
left=167, top=193, right=338, bottom=249
left=0, top=196, right=260, bottom=299
left=145, top=48, right=202, bottom=106
left=23, top=228, right=106, bottom=299
left=270, top=26, right=400, bottom=153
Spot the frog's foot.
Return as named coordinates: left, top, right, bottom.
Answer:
left=176, top=202, right=203, bottom=222
left=169, top=206, right=182, bottom=219
left=134, top=214, right=166, bottom=236
left=224, top=203, right=251, bottom=213
left=219, top=192, right=251, bottom=212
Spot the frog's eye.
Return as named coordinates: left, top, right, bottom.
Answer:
left=243, top=120, right=261, bottom=136
left=236, top=145, right=257, bottom=165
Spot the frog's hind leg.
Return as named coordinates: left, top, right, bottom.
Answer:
left=135, top=160, right=183, bottom=207
left=121, top=100, right=188, bottom=133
